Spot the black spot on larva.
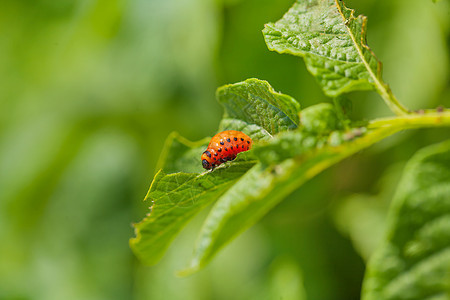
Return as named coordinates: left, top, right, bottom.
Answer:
left=247, top=146, right=249, bottom=150
left=234, top=137, right=237, bottom=141
left=247, top=140, right=250, bottom=144
left=230, top=146, right=233, bottom=150
left=218, top=148, right=222, bottom=152
left=220, top=158, right=226, bottom=163
left=204, top=151, right=211, bottom=158
left=225, top=147, right=228, bottom=151
left=214, top=157, right=217, bottom=160
left=242, top=145, right=244, bottom=149
left=240, top=138, right=244, bottom=141
left=220, top=141, right=224, bottom=145
left=214, top=152, right=218, bottom=156
left=227, top=138, right=231, bottom=143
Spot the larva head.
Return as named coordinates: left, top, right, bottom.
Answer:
left=201, top=150, right=214, bottom=170
left=202, top=159, right=211, bottom=170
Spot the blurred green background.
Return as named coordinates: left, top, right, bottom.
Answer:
left=0, top=0, right=449, bottom=299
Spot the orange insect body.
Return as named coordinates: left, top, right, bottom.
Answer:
left=201, top=130, right=252, bottom=170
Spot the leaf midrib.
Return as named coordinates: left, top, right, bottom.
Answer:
left=332, top=0, right=401, bottom=112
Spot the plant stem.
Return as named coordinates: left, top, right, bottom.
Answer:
left=368, top=109, right=450, bottom=129
left=377, top=87, right=410, bottom=116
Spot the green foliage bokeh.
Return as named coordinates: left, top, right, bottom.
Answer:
left=0, top=0, right=449, bottom=300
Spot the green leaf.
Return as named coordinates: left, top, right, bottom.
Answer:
left=130, top=161, right=256, bottom=265
left=262, top=0, right=385, bottom=97
left=130, top=131, right=257, bottom=265
left=362, top=140, right=450, bottom=300
left=181, top=125, right=399, bottom=275
left=218, top=118, right=272, bottom=142
left=217, top=78, right=301, bottom=136
left=300, top=103, right=342, bottom=134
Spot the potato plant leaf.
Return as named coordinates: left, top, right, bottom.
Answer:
left=130, top=161, right=255, bottom=266
left=263, top=0, right=387, bottom=98
left=362, top=140, right=450, bottom=300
